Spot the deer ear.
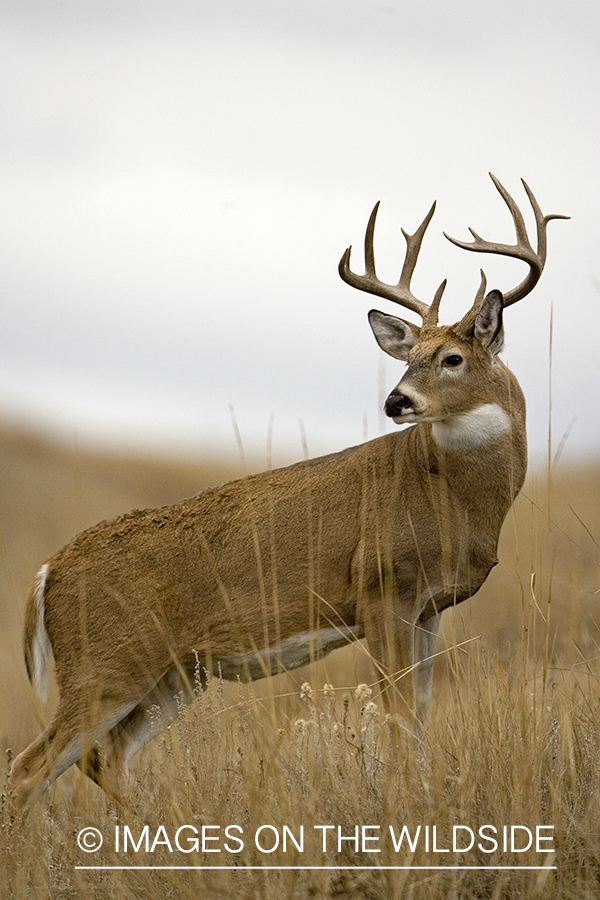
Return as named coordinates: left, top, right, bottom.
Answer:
left=368, top=310, right=420, bottom=361
left=475, top=289, right=504, bottom=357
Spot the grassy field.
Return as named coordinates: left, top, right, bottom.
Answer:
left=1, top=421, right=599, bottom=899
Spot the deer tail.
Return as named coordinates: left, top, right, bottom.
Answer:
left=23, top=563, right=52, bottom=702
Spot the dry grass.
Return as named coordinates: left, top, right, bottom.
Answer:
left=1, top=421, right=600, bottom=899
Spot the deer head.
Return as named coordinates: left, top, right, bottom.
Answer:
left=339, top=174, right=568, bottom=448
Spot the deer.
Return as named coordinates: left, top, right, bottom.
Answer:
left=11, top=174, right=567, bottom=810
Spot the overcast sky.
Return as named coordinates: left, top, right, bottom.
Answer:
left=0, top=0, right=598, bottom=467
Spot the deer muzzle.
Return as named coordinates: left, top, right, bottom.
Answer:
left=384, top=390, right=415, bottom=419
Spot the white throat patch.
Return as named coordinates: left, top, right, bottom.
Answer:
left=431, top=403, right=511, bottom=450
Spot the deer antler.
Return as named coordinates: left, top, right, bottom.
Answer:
left=339, top=200, right=444, bottom=323
left=444, top=173, right=569, bottom=308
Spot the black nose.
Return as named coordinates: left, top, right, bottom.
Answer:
left=384, top=392, right=413, bottom=418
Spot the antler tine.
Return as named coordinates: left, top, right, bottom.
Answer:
left=443, top=173, right=569, bottom=308
left=521, top=177, right=570, bottom=271
left=339, top=201, right=436, bottom=322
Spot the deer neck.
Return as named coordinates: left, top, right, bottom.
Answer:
left=409, top=363, right=527, bottom=535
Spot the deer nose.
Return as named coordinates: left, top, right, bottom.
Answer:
left=384, top=391, right=414, bottom=418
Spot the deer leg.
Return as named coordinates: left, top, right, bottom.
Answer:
left=79, top=658, right=208, bottom=788
left=360, top=598, right=441, bottom=738
left=10, top=695, right=139, bottom=811
left=360, top=602, right=419, bottom=730
left=413, top=613, right=441, bottom=726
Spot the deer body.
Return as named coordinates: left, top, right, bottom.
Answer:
left=11, top=175, right=563, bottom=809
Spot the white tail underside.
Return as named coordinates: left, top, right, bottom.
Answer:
left=29, top=564, right=51, bottom=703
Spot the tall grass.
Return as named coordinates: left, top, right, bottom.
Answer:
left=3, top=618, right=600, bottom=897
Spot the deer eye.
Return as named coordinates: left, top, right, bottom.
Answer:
left=443, top=354, right=463, bottom=368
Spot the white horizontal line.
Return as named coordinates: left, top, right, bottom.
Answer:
left=75, top=865, right=557, bottom=871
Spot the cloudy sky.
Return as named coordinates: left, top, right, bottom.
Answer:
left=0, top=0, right=598, bottom=467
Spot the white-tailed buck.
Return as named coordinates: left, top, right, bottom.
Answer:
left=12, top=174, right=567, bottom=809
